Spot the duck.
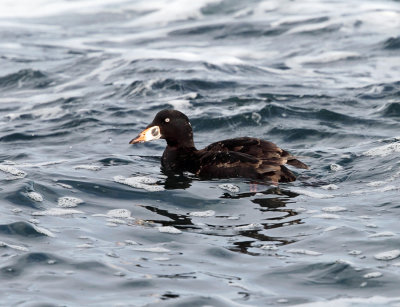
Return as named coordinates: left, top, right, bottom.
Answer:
left=129, top=109, right=308, bottom=183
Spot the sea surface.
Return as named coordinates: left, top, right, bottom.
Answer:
left=1, top=0, right=400, bottom=306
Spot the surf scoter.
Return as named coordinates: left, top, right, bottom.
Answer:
left=129, top=109, right=308, bottom=183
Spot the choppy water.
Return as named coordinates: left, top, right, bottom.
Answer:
left=1, top=0, right=400, bottom=306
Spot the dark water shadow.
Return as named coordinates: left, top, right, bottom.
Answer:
left=140, top=183, right=302, bottom=256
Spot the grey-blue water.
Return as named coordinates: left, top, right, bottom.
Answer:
left=1, top=1, right=400, bottom=306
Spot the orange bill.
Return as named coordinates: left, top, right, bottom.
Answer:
left=129, top=125, right=161, bottom=144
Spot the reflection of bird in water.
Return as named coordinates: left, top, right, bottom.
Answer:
left=130, top=109, right=308, bottom=183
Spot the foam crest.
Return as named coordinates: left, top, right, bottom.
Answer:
left=58, top=197, right=84, bottom=208
left=27, top=192, right=43, bottom=202
left=374, top=250, right=400, bottom=260
left=74, top=164, right=101, bottom=171
left=286, top=249, right=322, bottom=256
left=0, top=241, right=29, bottom=252
left=189, top=210, right=215, bottom=217
left=158, top=226, right=182, bottom=234
left=0, top=164, right=27, bottom=178
left=32, top=208, right=84, bottom=216
left=114, top=175, right=164, bottom=192
left=364, top=142, right=400, bottom=157
left=218, top=184, right=240, bottom=193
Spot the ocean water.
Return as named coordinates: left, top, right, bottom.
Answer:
left=1, top=0, right=400, bottom=306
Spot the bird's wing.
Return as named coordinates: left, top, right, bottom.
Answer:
left=204, top=137, right=308, bottom=169
left=195, top=150, right=291, bottom=182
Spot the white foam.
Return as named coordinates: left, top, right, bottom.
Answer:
left=368, top=231, right=396, bottom=238
left=107, top=209, right=131, bottom=218
left=132, top=247, right=170, bottom=253
left=0, top=0, right=124, bottom=18
left=367, top=181, right=386, bottom=187
left=158, top=226, right=182, bottom=234
left=125, top=0, right=221, bottom=27
left=296, top=296, right=400, bottom=307
left=58, top=196, right=84, bottom=208
left=57, top=183, right=73, bottom=189
left=74, top=164, right=101, bottom=171
left=234, top=223, right=263, bottom=231
left=0, top=241, right=29, bottom=252
left=218, top=184, right=240, bottom=193
left=324, top=226, right=339, bottom=232
left=32, top=208, right=84, bottom=216
left=286, top=249, right=322, bottom=256
left=189, top=210, right=215, bottom=217
left=0, top=164, right=27, bottom=178
left=153, top=257, right=171, bottom=261
left=76, top=243, right=94, bottom=248
left=322, top=206, right=347, bottom=212
left=348, top=250, right=362, bottom=255
left=114, top=175, right=164, bottom=192
left=27, top=192, right=43, bottom=202
left=330, top=164, right=343, bottom=171
left=106, top=218, right=127, bottom=225
left=374, top=249, right=400, bottom=261
left=363, top=272, right=383, bottom=279
left=321, top=184, right=339, bottom=190
left=125, top=240, right=139, bottom=245
left=261, top=245, right=278, bottom=251
left=292, top=188, right=334, bottom=199
left=33, top=225, right=56, bottom=237
left=312, top=214, right=340, bottom=219
left=364, top=142, right=400, bottom=157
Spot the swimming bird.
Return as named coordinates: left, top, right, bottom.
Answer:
left=130, top=109, right=308, bottom=183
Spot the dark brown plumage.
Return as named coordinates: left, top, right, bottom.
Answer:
left=130, top=109, right=308, bottom=183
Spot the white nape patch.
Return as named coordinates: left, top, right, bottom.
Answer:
left=158, top=226, right=182, bottom=234
left=74, top=164, right=101, bottom=171
left=368, top=232, right=396, bottom=238
left=312, top=213, right=340, bottom=219
left=218, top=184, right=240, bottom=193
left=374, top=250, right=400, bottom=261
left=32, top=208, right=84, bottom=216
left=189, top=210, right=215, bottom=217
left=286, top=249, right=322, bottom=256
left=33, top=225, right=56, bottom=237
left=330, top=163, right=343, bottom=171
left=320, top=184, right=339, bottom=190
left=114, top=175, right=164, bottom=192
left=291, top=188, right=334, bottom=199
left=0, top=241, right=29, bottom=252
left=234, top=223, right=263, bottom=231
left=364, top=142, right=400, bottom=157
left=131, top=247, right=171, bottom=253
left=322, top=206, right=347, bottom=212
left=27, top=192, right=43, bottom=202
left=58, top=196, right=84, bottom=208
left=363, top=272, right=383, bottom=279
left=0, top=164, right=27, bottom=178
left=107, top=209, right=131, bottom=218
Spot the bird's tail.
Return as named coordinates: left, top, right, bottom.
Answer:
left=287, top=157, right=308, bottom=169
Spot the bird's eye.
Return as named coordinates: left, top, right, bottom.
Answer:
left=165, top=118, right=170, bottom=123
